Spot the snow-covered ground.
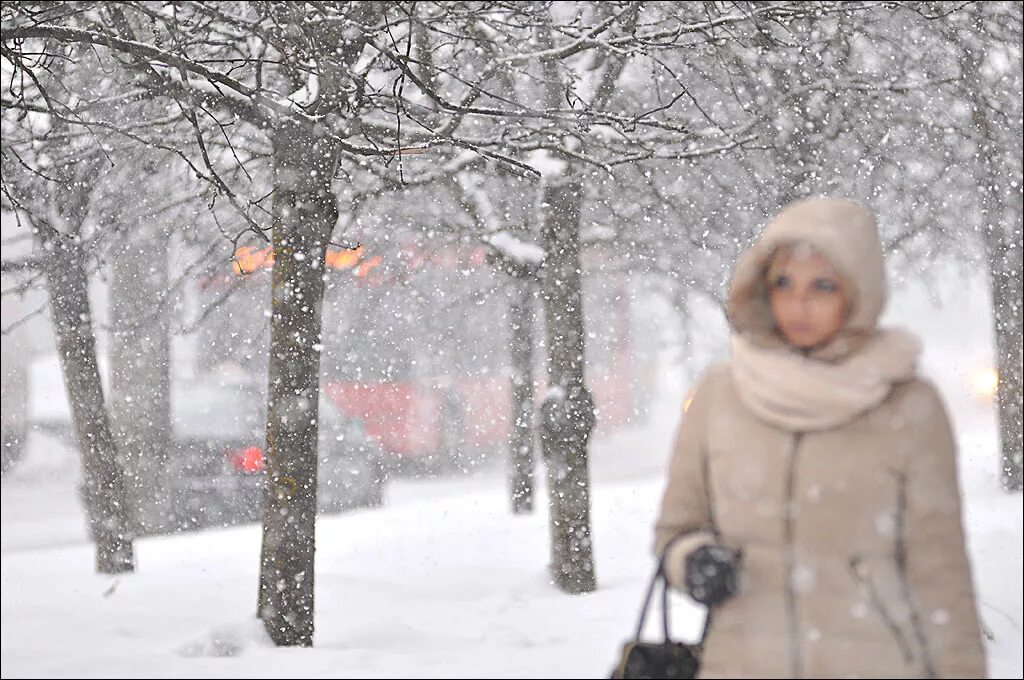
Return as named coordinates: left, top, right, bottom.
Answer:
left=2, top=273, right=1022, bottom=678
left=2, top=392, right=1021, bottom=678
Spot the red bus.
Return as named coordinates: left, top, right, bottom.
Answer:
left=196, top=236, right=642, bottom=469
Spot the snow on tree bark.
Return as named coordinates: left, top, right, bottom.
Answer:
left=40, top=179, right=135, bottom=573
left=538, top=173, right=597, bottom=594
left=509, top=278, right=537, bottom=514
left=257, top=121, right=339, bottom=646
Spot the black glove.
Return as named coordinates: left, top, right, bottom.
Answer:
left=684, top=544, right=740, bottom=606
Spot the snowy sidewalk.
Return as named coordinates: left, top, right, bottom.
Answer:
left=2, top=407, right=1021, bottom=678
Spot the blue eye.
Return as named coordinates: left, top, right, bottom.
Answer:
left=814, top=279, right=838, bottom=292
left=773, top=275, right=790, bottom=289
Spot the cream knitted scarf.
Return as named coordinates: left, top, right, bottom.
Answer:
left=730, top=328, right=922, bottom=431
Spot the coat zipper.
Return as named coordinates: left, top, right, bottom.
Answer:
left=783, top=432, right=804, bottom=679
left=848, top=556, right=915, bottom=663
left=894, top=470, right=937, bottom=678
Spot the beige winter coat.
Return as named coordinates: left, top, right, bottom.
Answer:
left=654, top=198, right=987, bottom=678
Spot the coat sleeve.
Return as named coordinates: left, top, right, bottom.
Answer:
left=653, top=368, right=720, bottom=589
left=901, top=381, right=987, bottom=678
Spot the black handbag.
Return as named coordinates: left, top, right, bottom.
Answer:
left=610, top=557, right=708, bottom=679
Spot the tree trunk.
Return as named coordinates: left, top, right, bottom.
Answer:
left=508, top=280, right=536, bottom=514
left=257, top=121, right=339, bottom=646
left=533, top=15, right=596, bottom=594
left=41, top=226, right=135, bottom=573
left=985, top=227, right=1023, bottom=491
left=538, top=173, right=597, bottom=594
left=109, top=222, right=172, bottom=534
left=966, top=25, right=1024, bottom=491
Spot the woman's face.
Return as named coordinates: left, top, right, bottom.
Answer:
left=768, top=247, right=849, bottom=350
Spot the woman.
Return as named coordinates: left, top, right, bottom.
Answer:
left=654, top=197, right=987, bottom=678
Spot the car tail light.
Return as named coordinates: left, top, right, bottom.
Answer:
left=228, top=446, right=265, bottom=473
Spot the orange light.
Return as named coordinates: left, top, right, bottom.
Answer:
left=354, top=255, right=382, bottom=277
left=232, top=246, right=274, bottom=275
left=971, top=368, right=999, bottom=399
left=233, top=245, right=379, bottom=276
left=325, top=246, right=363, bottom=270
left=679, top=387, right=696, bottom=413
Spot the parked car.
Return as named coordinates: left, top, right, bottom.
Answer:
left=168, top=376, right=386, bottom=530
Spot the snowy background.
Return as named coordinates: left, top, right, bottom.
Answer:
left=2, top=3, right=1021, bottom=678
left=3, top=270, right=1021, bottom=679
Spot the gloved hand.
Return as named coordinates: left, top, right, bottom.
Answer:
left=684, top=543, right=740, bottom=606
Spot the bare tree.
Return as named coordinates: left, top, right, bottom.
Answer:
left=2, top=148, right=137, bottom=574
left=953, top=3, right=1023, bottom=490
left=1, top=32, right=139, bottom=572
left=103, top=154, right=183, bottom=536
left=3, top=0, right=887, bottom=637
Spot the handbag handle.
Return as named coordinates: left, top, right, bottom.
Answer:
left=632, top=535, right=713, bottom=645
